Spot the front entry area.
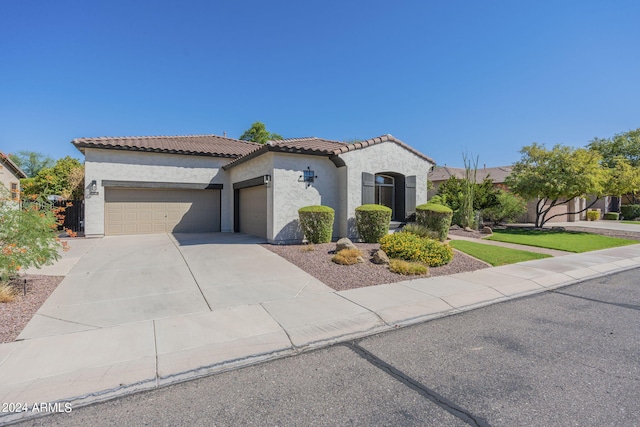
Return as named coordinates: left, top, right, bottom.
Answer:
left=104, top=188, right=221, bottom=235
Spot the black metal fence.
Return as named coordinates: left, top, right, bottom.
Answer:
left=54, top=200, right=84, bottom=232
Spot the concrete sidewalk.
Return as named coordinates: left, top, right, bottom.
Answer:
left=1, top=235, right=640, bottom=425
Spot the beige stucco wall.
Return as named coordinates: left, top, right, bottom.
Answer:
left=338, top=141, right=432, bottom=238
left=0, top=160, right=21, bottom=200
left=84, top=148, right=229, bottom=236
left=270, top=153, right=343, bottom=243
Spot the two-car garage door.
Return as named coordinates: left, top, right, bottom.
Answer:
left=105, top=188, right=220, bottom=235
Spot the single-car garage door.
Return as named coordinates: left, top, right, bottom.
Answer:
left=238, top=186, right=267, bottom=238
left=105, top=188, right=220, bottom=235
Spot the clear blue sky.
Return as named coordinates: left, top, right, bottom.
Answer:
left=1, top=0, right=639, bottom=167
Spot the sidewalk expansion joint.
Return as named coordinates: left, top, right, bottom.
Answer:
left=334, top=292, right=390, bottom=327
left=258, top=303, right=300, bottom=354
left=169, top=233, right=212, bottom=311
left=35, top=313, right=101, bottom=329
left=152, top=320, right=159, bottom=387
left=344, top=342, right=490, bottom=427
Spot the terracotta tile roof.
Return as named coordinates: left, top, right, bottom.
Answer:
left=223, top=134, right=435, bottom=169
left=429, top=165, right=513, bottom=183
left=0, top=151, right=28, bottom=178
left=72, top=134, right=261, bottom=158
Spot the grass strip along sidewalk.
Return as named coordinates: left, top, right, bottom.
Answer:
left=487, top=228, right=637, bottom=253
left=449, top=240, right=551, bottom=267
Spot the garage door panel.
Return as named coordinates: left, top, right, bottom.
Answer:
left=105, top=188, right=220, bottom=235
left=239, top=186, right=267, bottom=238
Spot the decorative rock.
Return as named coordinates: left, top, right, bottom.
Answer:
left=372, top=249, right=390, bottom=265
left=481, top=226, right=493, bottom=235
left=551, top=226, right=566, bottom=231
left=464, top=226, right=474, bottom=232
left=449, top=224, right=461, bottom=230
left=336, top=237, right=357, bottom=251
left=356, top=256, right=365, bottom=263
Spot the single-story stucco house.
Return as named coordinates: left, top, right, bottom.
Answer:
left=73, top=134, right=435, bottom=243
left=0, top=152, right=27, bottom=202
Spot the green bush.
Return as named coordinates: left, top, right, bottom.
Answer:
left=402, top=223, right=440, bottom=240
left=483, top=191, right=527, bottom=225
left=621, top=205, right=640, bottom=220
left=298, top=205, right=335, bottom=243
left=355, top=204, right=392, bottom=243
left=379, top=232, right=453, bottom=267
left=586, top=210, right=600, bottom=221
left=603, top=212, right=619, bottom=220
left=416, top=203, right=453, bottom=242
left=388, top=259, right=428, bottom=275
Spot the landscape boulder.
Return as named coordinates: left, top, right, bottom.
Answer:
left=481, top=226, right=493, bottom=235
left=336, top=237, right=357, bottom=251
left=372, top=249, right=390, bottom=265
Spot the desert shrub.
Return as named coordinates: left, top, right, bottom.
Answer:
left=603, top=212, right=619, bottom=220
left=586, top=210, right=600, bottom=221
left=0, top=283, right=17, bottom=303
left=388, top=259, right=428, bottom=275
left=402, top=223, right=440, bottom=240
left=427, top=195, right=446, bottom=205
left=0, top=189, right=61, bottom=281
left=298, top=205, right=334, bottom=243
left=332, top=248, right=363, bottom=265
left=379, top=232, right=453, bottom=267
left=621, top=205, right=640, bottom=220
left=483, top=190, right=527, bottom=225
left=416, top=203, right=453, bottom=242
left=355, top=204, right=392, bottom=243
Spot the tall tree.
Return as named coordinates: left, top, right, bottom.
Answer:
left=239, top=121, right=283, bottom=144
left=8, top=150, right=54, bottom=178
left=588, top=128, right=640, bottom=203
left=587, top=128, right=640, bottom=167
left=505, top=143, right=607, bottom=227
left=21, top=156, right=84, bottom=199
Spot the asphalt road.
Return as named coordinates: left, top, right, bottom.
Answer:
left=14, top=268, right=640, bottom=426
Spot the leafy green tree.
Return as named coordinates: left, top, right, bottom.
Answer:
left=588, top=128, right=640, bottom=203
left=436, top=176, right=499, bottom=227
left=8, top=150, right=54, bottom=178
left=0, top=188, right=62, bottom=281
left=239, top=121, right=283, bottom=144
left=483, top=190, right=527, bottom=225
left=505, top=143, right=607, bottom=227
left=21, top=156, right=84, bottom=200
left=587, top=128, right=640, bottom=167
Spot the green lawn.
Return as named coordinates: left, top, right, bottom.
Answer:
left=449, top=240, right=551, bottom=266
left=487, top=228, right=637, bottom=253
left=621, top=221, right=640, bottom=225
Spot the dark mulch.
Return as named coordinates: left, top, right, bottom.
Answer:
left=0, top=275, right=63, bottom=343
left=263, top=242, right=489, bottom=292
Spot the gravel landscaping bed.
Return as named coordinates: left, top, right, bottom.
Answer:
left=263, top=242, right=489, bottom=292
left=0, top=275, right=63, bottom=343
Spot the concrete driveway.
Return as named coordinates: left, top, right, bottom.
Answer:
left=18, top=233, right=332, bottom=340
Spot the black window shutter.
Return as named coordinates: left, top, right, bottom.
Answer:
left=362, top=172, right=375, bottom=205
left=405, top=175, right=416, bottom=217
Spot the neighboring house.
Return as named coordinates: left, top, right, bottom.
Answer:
left=428, top=165, right=512, bottom=198
left=73, top=134, right=434, bottom=243
left=0, top=152, right=27, bottom=202
left=428, top=165, right=585, bottom=223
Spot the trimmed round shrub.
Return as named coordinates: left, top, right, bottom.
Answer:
left=379, top=232, right=453, bottom=267
left=355, top=204, right=392, bottom=243
left=298, top=205, right=335, bottom=243
left=603, top=212, right=619, bottom=221
left=586, top=209, right=600, bottom=221
left=621, top=204, right=640, bottom=220
left=416, top=203, right=453, bottom=242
